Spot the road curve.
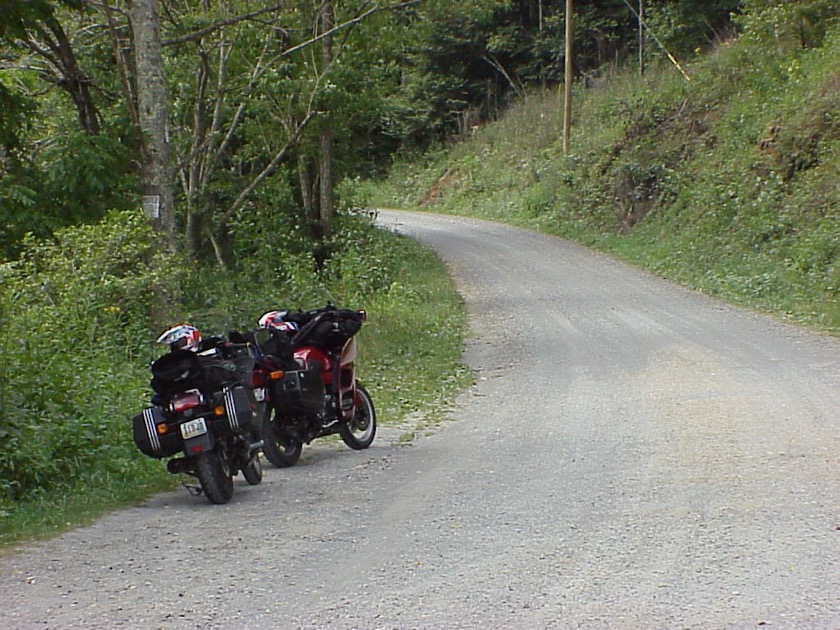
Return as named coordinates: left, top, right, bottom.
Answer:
left=2, top=210, right=839, bottom=629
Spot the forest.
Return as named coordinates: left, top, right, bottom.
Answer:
left=1, top=0, right=837, bottom=539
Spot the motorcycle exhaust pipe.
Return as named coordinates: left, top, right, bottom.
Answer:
left=166, top=457, right=189, bottom=475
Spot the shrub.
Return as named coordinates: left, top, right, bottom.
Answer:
left=0, top=209, right=180, bottom=501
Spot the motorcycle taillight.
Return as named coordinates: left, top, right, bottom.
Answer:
left=169, top=389, right=204, bottom=413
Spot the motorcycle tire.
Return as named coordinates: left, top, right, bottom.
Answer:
left=196, top=450, right=234, bottom=505
left=339, top=383, right=377, bottom=450
left=242, top=453, right=263, bottom=485
left=261, top=414, right=303, bottom=468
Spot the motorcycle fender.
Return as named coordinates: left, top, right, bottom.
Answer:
left=183, top=431, right=214, bottom=456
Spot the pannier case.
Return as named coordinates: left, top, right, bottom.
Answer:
left=270, top=369, right=325, bottom=415
left=218, top=385, right=257, bottom=435
left=132, top=405, right=181, bottom=458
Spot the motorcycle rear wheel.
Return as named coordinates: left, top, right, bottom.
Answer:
left=196, top=450, right=234, bottom=504
left=261, top=414, right=303, bottom=468
left=340, top=384, right=376, bottom=450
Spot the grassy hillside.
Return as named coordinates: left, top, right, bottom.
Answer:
left=361, top=15, right=839, bottom=334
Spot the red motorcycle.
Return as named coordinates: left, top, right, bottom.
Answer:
left=256, top=304, right=376, bottom=467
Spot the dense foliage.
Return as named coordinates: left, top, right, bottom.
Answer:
left=0, top=211, right=178, bottom=502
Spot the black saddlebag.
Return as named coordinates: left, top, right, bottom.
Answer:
left=259, top=330, right=295, bottom=362
left=132, top=406, right=181, bottom=458
left=217, top=385, right=258, bottom=436
left=291, top=308, right=363, bottom=349
left=270, top=369, right=325, bottom=415
left=150, top=350, right=202, bottom=395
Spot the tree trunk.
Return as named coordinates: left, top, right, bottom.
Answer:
left=639, top=0, right=645, bottom=76
left=130, top=0, right=178, bottom=326
left=563, top=0, right=573, bottom=155
left=318, top=127, right=334, bottom=239
left=299, top=154, right=321, bottom=238
left=130, top=0, right=177, bottom=254
left=103, top=0, right=138, bottom=131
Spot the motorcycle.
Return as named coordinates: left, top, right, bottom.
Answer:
left=256, top=304, right=377, bottom=468
left=131, top=325, right=264, bottom=504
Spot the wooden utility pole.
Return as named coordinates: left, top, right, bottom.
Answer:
left=639, top=0, right=645, bottom=75
left=563, top=0, right=573, bottom=155
left=318, top=0, right=335, bottom=240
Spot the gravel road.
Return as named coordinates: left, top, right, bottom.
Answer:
left=2, top=210, right=839, bottom=629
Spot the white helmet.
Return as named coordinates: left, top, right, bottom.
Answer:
left=258, top=311, right=299, bottom=334
left=156, top=324, right=201, bottom=352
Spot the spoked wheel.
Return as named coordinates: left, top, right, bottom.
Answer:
left=196, top=449, right=234, bottom=504
left=261, top=412, right=303, bottom=468
left=340, top=383, right=376, bottom=450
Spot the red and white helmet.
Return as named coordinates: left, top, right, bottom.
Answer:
left=258, top=310, right=299, bottom=334
left=156, top=324, right=201, bottom=352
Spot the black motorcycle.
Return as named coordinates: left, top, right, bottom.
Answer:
left=257, top=304, right=377, bottom=468
left=132, top=329, right=264, bottom=504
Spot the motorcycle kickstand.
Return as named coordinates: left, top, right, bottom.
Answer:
left=182, top=482, right=203, bottom=497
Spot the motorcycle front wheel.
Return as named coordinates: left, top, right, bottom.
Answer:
left=340, top=384, right=376, bottom=450
left=261, top=413, right=303, bottom=468
left=242, top=453, right=263, bottom=485
left=196, top=449, right=234, bottom=504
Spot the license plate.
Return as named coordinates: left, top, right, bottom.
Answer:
left=254, top=387, right=266, bottom=402
left=180, top=418, right=207, bottom=440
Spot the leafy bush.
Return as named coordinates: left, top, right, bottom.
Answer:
left=0, top=209, right=180, bottom=502
left=1, top=128, right=139, bottom=260
left=736, top=0, right=839, bottom=52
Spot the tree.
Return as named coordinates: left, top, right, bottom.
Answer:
left=151, top=0, right=420, bottom=262
left=159, top=1, right=318, bottom=263
left=0, top=1, right=137, bottom=258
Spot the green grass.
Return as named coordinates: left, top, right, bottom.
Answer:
left=0, top=471, right=176, bottom=549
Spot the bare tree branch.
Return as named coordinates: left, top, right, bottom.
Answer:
left=278, top=0, right=419, bottom=59
left=161, top=2, right=286, bottom=47
left=482, top=53, right=524, bottom=97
